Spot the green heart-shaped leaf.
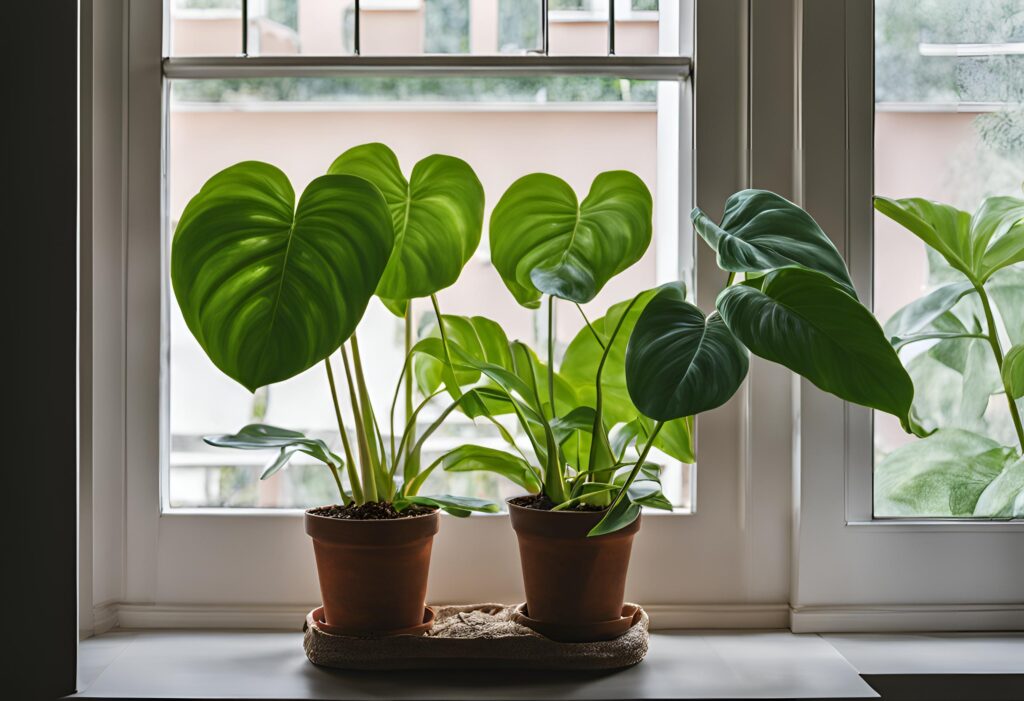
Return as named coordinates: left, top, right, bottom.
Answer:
left=328, top=143, right=484, bottom=309
left=717, top=268, right=914, bottom=429
left=172, top=162, right=394, bottom=391
left=692, top=189, right=856, bottom=297
left=560, top=288, right=694, bottom=463
left=489, top=171, right=652, bottom=307
left=625, top=284, right=749, bottom=422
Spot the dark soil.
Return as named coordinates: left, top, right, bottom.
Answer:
left=509, top=494, right=606, bottom=512
left=309, top=502, right=436, bottom=520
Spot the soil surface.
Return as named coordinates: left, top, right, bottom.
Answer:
left=509, top=494, right=606, bottom=512
left=309, top=502, right=436, bottom=520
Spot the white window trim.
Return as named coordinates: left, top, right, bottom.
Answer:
left=790, top=0, right=1024, bottom=633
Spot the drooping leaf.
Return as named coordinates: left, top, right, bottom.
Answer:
left=874, top=195, right=1024, bottom=283
left=203, top=423, right=342, bottom=471
left=1002, top=345, right=1024, bottom=400
left=717, top=268, right=914, bottom=429
left=328, top=143, right=484, bottom=308
left=489, top=171, right=652, bottom=307
left=692, top=189, right=856, bottom=296
left=414, top=314, right=514, bottom=396
left=626, top=284, right=749, bottom=422
left=974, top=458, right=1024, bottom=518
left=439, top=444, right=541, bottom=492
left=906, top=338, right=1002, bottom=438
left=875, top=429, right=1016, bottom=517
left=588, top=495, right=641, bottom=537
left=171, top=162, right=394, bottom=391
left=396, top=494, right=500, bottom=518
left=561, top=287, right=695, bottom=463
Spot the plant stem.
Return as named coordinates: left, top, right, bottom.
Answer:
left=350, top=335, right=390, bottom=500
left=404, top=303, right=415, bottom=462
left=606, top=421, right=664, bottom=512
left=725, top=271, right=737, bottom=289
left=429, top=294, right=459, bottom=391
left=341, top=343, right=378, bottom=503
left=324, top=358, right=362, bottom=504
left=976, top=283, right=1024, bottom=452
left=326, top=462, right=349, bottom=504
left=547, top=295, right=556, bottom=420
left=575, top=303, right=605, bottom=350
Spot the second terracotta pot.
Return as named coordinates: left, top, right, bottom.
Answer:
left=507, top=498, right=640, bottom=641
left=304, top=508, right=439, bottom=636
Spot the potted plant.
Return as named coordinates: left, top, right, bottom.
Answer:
left=421, top=186, right=918, bottom=641
left=170, top=143, right=499, bottom=636
left=872, top=192, right=1024, bottom=517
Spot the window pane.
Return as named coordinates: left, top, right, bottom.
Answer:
left=166, top=76, right=690, bottom=509
left=873, top=0, right=1024, bottom=518
left=170, top=0, right=242, bottom=55
left=548, top=0, right=664, bottom=56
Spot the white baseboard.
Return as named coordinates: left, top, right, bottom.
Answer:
left=105, top=602, right=790, bottom=631
left=790, top=603, right=1024, bottom=633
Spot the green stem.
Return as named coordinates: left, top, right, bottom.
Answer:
left=606, top=421, right=664, bottom=512
left=725, top=271, right=737, bottom=289
left=575, top=303, right=606, bottom=350
left=326, top=462, right=349, bottom=504
left=430, top=294, right=460, bottom=392
left=341, top=343, right=378, bottom=503
left=547, top=296, right=556, bottom=420
left=350, top=335, right=390, bottom=500
left=404, top=303, right=415, bottom=463
left=324, top=358, right=362, bottom=504
left=976, top=284, right=1024, bottom=452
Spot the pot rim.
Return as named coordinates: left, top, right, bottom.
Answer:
left=304, top=504, right=440, bottom=545
left=506, top=495, right=641, bottom=538
left=505, top=495, right=609, bottom=516
left=304, top=504, right=440, bottom=522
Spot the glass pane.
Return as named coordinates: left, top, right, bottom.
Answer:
left=170, top=0, right=242, bottom=55
left=873, top=0, right=1024, bottom=518
left=166, top=76, right=690, bottom=509
left=548, top=0, right=665, bottom=56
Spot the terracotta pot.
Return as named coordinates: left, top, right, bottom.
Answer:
left=507, top=498, right=640, bottom=641
left=304, top=508, right=439, bottom=636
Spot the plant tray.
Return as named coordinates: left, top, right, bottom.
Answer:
left=303, top=603, right=649, bottom=671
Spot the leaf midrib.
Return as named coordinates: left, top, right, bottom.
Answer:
left=254, top=217, right=298, bottom=377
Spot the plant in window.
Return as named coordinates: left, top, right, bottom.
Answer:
left=170, top=143, right=496, bottom=635
left=872, top=193, right=1024, bottom=518
left=402, top=170, right=696, bottom=641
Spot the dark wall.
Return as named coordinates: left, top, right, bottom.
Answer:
left=4, top=1, right=79, bottom=698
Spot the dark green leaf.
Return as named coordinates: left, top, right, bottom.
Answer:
left=399, top=494, right=501, bottom=517
left=203, top=423, right=340, bottom=470
left=692, top=189, right=856, bottom=296
left=171, top=162, right=394, bottom=391
left=717, top=268, right=914, bottom=429
left=489, top=171, right=652, bottom=307
left=588, top=496, right=641, bottom=537
left=328, top=143, right=484, bottom=306
left=626, top=284, right=749, bottom=421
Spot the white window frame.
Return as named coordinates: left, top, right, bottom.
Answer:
left=81, top=0, right=1021, bottom=638
left=789, top=0, right=1024, bottom=633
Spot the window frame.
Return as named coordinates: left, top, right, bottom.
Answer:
left=789, top=0, right=1024, bottom=633
left=81, top=0, right=1022, bottom=638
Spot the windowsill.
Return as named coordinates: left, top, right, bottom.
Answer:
left=159, top=506, right=696, bottom=518
left=71, top=628, right=1023, bottom=700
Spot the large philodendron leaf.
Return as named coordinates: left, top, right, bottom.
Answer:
left=328, top=143, right=484, bottom=313
left=717, top=268, right=914, bottom=429
left=172, top=162, right=394, bottom=391
left=560, top=287, right=694, bottom=463
left=875, top=429, right=1017, bottom=517
left=625, top=284, right=749, bottom=421
left=489, top=171, right=652, bottom=307
left=692, top=190, right=856, bottom=296
left=874, top=195, right=1024, bottom=283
